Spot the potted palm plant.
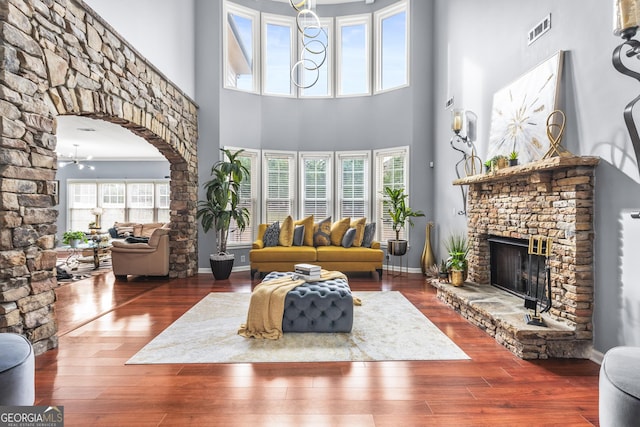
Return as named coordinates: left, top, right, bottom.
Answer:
left=197, top=148, right=250, bottom=280
left=384, top=186, right=425, bottom=256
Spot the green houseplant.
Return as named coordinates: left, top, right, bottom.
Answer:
left=197, top=148, right=250, bottom=280
left=445, top=233, right=469, bottom=286
left=62, top=231, right=88, bottom=248
left=383, top=186, right=425, bottom=256
left=508, top=151, right=519, bottom=166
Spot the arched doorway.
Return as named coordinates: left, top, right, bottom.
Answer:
left=0, top=0, right=198, bottom=354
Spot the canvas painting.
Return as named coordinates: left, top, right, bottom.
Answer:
left=487, top=51, right=564, bottom=164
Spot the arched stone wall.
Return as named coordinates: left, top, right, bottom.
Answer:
left=0, top=0, right=198, bottom=354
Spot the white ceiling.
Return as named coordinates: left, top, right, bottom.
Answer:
left=56, top=116, right=165, bottom=162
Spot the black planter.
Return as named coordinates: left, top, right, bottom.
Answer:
left=387, top=239, right=408, bottom=256
left=509, top=159, right=518, bottom=166
left=210, top=256, right=234, bottom=280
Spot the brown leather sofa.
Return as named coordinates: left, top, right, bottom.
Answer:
left=111, top=227, right=170, bottom=279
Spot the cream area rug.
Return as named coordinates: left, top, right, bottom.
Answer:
left=127, top=291, right=469, bottom=364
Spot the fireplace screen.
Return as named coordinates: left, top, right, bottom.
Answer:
left=488, top=236, right=548, bottom=303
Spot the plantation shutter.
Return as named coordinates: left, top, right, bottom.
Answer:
left=263, top=151, right=296, bottom=223
left=300, top=152, right=333, bottom=219
left=336, top=151, right=370, bottom=220
left=226, top=148, right=260, bottom=245
left=374, top=146, right=409, bottom=242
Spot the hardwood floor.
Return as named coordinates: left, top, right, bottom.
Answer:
left=37, top=270, right=601, bottom=426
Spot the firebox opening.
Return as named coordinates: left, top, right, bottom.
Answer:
left=488, top=236, right=549, bottom=306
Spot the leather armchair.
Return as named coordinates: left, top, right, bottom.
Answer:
left=111, top=228, right=170, bottom=279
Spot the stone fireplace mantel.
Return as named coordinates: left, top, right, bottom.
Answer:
left=434, top=155, right=599, bottom=359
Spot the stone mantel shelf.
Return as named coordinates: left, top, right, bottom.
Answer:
left=453, top=155, right=600, bottom=186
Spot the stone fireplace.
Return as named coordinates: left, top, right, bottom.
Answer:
left=432, top=156, right=599, bottom=359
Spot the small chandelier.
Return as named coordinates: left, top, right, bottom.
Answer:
left=289, top=0, right=327, bottom=89
left=58, top=144, right=95, bottom=171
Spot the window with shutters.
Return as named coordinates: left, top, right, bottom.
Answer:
left=226, top=147, right=260, bottom=246
left=373, top=146, right=409, bottom=243
left=336, top=151, right=370, bottom=219
left=263, top=150, right=297, bottom=223
left=299, top=152, right=333, bottom=219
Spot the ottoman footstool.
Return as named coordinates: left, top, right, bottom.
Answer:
left=599, top=346, right=640, bottom=426
left=263, top=271, right=354, bottom=333
left=0, top=333, right=35, bottom=406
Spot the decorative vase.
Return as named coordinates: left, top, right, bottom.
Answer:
left=69, top=239, right=81, bottom=248
left=420, top=222, right=436, bottom=275
left=450, top=270, right=464, bottom=287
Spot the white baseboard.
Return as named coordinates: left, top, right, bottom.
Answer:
left=591, top=349, right=604, bottom=365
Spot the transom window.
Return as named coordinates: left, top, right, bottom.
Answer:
left=223, top=0, right=409, bottom=98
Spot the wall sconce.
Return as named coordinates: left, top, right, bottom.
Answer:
left=450, top=109, right=481, bottom=216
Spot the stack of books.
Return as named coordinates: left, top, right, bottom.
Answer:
left=294, top=263, right=321, bottom=280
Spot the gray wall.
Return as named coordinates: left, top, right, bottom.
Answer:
left=55, top=161, right=170, bottom=235
left=211, top=0, right=435, bottom=271
left=432, top=0, right=640, bottom=355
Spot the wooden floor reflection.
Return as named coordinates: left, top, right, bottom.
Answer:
left=38, top=270, right=601, bottom=426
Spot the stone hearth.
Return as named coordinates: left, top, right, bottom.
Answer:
left=435, top=156, right=599, bottom=359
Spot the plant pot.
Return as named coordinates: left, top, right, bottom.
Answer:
left=450, top=269, right=465, bottom=287
left=210, top=253, right=234, bottom=280
left=509, top=159, right=518, bottom=166
left=388, top=239, right=408, bottom=256
left=69, top=239, right=82, bottom=248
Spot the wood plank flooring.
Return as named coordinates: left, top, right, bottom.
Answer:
left=36, top=270, right=601, bottom=426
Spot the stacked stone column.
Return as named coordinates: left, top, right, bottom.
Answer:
left=0, top=0, right=199, bottom=354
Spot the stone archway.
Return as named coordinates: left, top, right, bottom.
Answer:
left=0, top=0, right=198, bottom=354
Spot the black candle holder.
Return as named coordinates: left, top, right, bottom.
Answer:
left=613, top=26, right=640, bottom=176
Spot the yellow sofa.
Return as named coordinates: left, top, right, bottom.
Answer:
left=249, top=217, right=384, bottom=279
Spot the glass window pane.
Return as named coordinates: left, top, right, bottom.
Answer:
left=381, top=11, right=407, bottom=90
left=340, top=23, right=368, bottom=96
left=225, top=5, right=257, bottom=92
left=300, top=24, right=330, bottom=97
left=265, top=23, right=292, bottom=95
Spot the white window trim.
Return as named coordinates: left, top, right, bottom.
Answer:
left=299, top=151, right=334, bottom=218
left=298, top=17, right=334, bottom=99
left=336, top=150, right=371, bottom=220
left=336, top=13, right=372, bottom=98
left=374, top=0, right=410, bottom=94
left=262, top=150, right=298, bottom=223
left=373, top=146, right=410, bottom=244
left=223, top=1, right=260, bottom=94
left=261, top=13, right=296, bottom=98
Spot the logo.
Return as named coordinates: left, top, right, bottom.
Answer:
left=0, top=406, right=64, bottom=427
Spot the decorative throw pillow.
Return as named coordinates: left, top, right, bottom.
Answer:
left=278, top=215, right=294, bottom=247
left=350, top=217, right=367, bottom=247
left=293, top=225, right=305, bottom=246
left=294, top=215, right=314, bottom=246
left=362, top=222, right=376, bottom=248
left=330, top=217, right=351, bottom=246
left=313, top=217, right=332, bottom=247
left=341, top=227, right=357, bottom=248
left=263, top=221, right=280, bottom=247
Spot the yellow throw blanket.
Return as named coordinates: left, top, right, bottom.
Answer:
left=238, top=270, right=358, bottom=340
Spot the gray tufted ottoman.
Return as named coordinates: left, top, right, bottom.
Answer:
left=263, top=271, right=353, bottom=333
